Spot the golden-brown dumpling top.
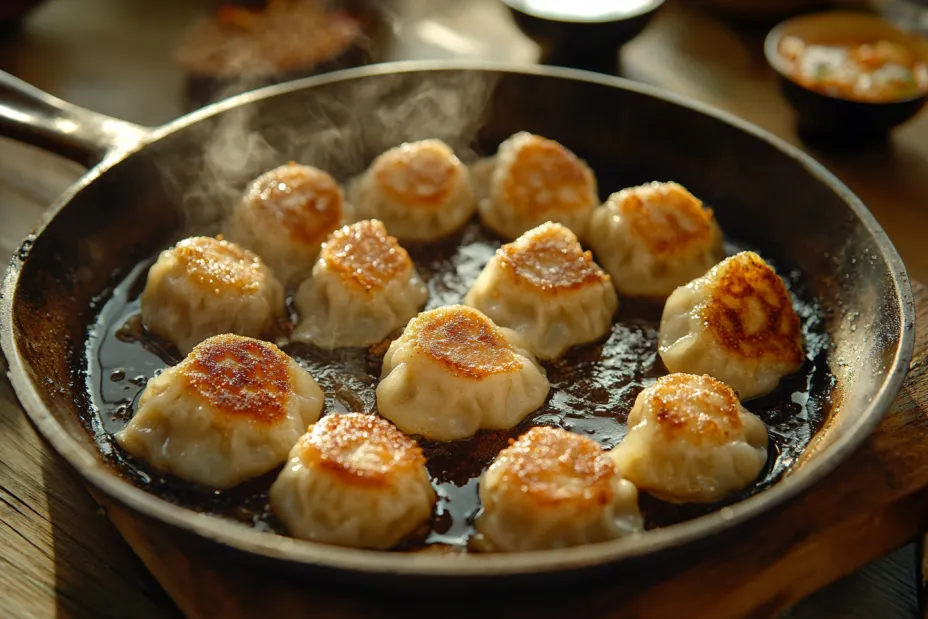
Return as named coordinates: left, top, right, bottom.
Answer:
left=659, top=251, right=804, bottom=399
left=610, top=373, right=769, bottom=504
left=376, top=305, right=550, bottom=441
left=169, top=236, right=268, bottom=294
left=318, top=219, right=417, bottom=292
left=270, top=413, right=436, bottom=549
left=465, top=222, right=617, bottom=359
left=140, top=236, right=284, bottom=355
left=496, top=221, right=610, bottom=293
left=293, top=220, right=428, bottom=348
left=347, top=139, right=476, bottom=242
left=182, top=335, right=291, bottom=421
left=296, top=414, right=426, bottom=484
left=115, top=334, right=323, bottom=488
left=226, top=162, right=344, bottom=284
left=587, top=182, right=724, bottom=297
left=371, top=139, right=465, bottom=208
left=476, top=426, right=642, bottom=552
left=476, top=132, right=598, bottom=240
left=404, top=305, right=523, bottom=379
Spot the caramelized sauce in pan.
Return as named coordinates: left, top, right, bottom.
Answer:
left=82, top=220, right=832, bottom=550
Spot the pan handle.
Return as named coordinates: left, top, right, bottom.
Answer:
left=0, top=71, right=151, bottom=167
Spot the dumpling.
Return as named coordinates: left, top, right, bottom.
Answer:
left=140, top=236, right=284, bottom=355
left=475, top=132, right=598, bottom=240
left=376, top=305, right=549, bottom=441
left=610, top=373, right=769, bottom=503
left=476, top=426, right=642, bottom=552
left=292, top=220, right=428, bottom=348
left=346, top=139, right=476, bottom=242
left=270, top=413, right=435, bottom=549
left=225, top=162, right=344, bottom=285
left=464, top=222, right=617, bottom=359
left=115, top=334, right=324, bottom=489
left=587, top=182, right=724, bottom=297
left=659, top=251, right=804, bottom=399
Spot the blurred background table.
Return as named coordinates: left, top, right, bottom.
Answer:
left=0, top=0, right=925, bottom=617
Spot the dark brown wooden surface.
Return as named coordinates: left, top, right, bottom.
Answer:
left=0, top=138, right=181, bottom=619
left=0, top=375, right=180, bottom=619
left=1, top=0, right=928, bottom=618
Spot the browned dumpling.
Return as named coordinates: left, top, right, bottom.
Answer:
left=476, top=426, right=642, bottom=552
left=293, top=220, right=428, bottom=348
left=610, top=373, right=769, bottom=503
left=226, top=162, right=345, bottom=284
left=116, top=334, right=323, bottom=488
left=659, top=251, right=804, bottom=399
left=474, top=132, right=599, bottom=240
left=587, top=182, right=724, bottom=297
left=465, top=222, right=617, bottom=359
left=140, top=236, right=284, bottom=355
left=270, top=413, right=436, bottom=549
left=346, top=140, right=476, bottom=242
left=376, top=305, right=549, bottom=441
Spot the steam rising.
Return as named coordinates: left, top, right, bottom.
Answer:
left=170, top=69, right=500, bottom=238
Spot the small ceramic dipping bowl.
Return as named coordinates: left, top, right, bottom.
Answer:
left=765, top=11, right=928, bottom=138
left=501, top=0, right=665, bottom=73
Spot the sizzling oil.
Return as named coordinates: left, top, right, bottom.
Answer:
left=83, top=220, right=832, bottom=549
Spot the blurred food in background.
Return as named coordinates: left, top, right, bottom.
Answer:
left=177, top=0, right=361, bottom=78
left=176, top=0, right=382, bottom=106
left=779, top=37, right=928, bottom=102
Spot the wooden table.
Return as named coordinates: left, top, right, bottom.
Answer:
left=1, top=1, right=927, bottom=617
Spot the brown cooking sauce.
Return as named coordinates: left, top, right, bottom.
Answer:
left=83, top=220, right=832, bottom=549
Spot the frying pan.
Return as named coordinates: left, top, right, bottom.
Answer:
left=0, top=61, right=915, bottom=585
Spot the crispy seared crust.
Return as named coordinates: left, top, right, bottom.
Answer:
left=704, top=251, right=804, bottom=366
left=247, top=162, right=343, bottom=247
left=409, top=306, right=520, bottom=379
left=297, top=413, right=426, bottom=488
left=612, top=182, right=717, bottom=255
left=183, top=334, right=291, bottom=424
left=492, top=426, right=616, bottom=506
left=319, top=220, right=412, bottom=292
left=646, top=374, right=743, bottom=445
left=497, top=222, right=610, bottom=293
left=371, top=140, right=463, bottom=209
left=171, top=237, right=266, bottom=295
left=501, top=134, right=596, bottom=215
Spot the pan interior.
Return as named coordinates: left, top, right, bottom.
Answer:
left=83, top=218, right=831, bottom=550
left=5, top=67, right=907, bottom=573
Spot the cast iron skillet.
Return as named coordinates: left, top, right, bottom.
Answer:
left=0, top=61, right=915, bottom=585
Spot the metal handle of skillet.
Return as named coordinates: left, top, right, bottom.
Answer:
left=0, top=71, right=151, bottom=167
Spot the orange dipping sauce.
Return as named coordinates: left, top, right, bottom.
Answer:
left=779, top=36, right=928, bottom=102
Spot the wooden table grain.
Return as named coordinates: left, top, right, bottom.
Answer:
left=1, top=0, right=927, bottom=617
